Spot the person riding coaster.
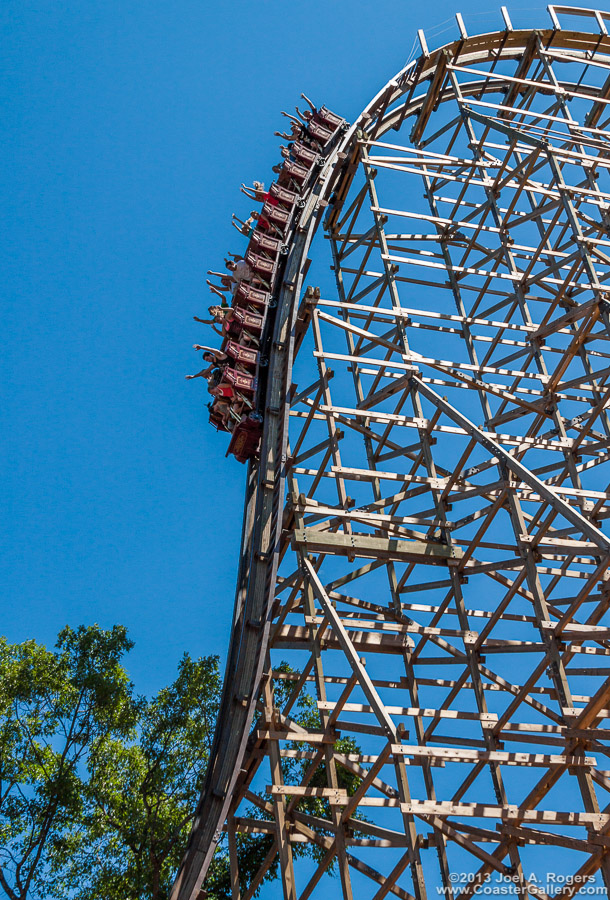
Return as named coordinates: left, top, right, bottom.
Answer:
left=206, top=271, right=236, bottom=302
left=275, top=119, right=303, bottom=141
left=185, top=348, right=227, bottom=383
left=208, top=387, right=247, bottom=432
left=240, top=182, right=279, bottom=207
left=193, top=306, right=263, bottom=348
left=277, top=112, right=325, bottom=148
left=225, top=257, right=252, bottom=283
left=232, top=212, right=256, bottom=237
left=249, top=208, right=286, bottom=239
left=240, top=181, right=266, bottom=201
left=211, top=368, right=255, bottom=429
left=300, top=93, right=345, bottom=131
left=207, top=400, right=229, bottom=433
left=281, top=95, right=344, bottom=136
left=194, top=306, right=263, bottom=347
left=193, top=305, right=232, bottom=337
left=187, top=346, right=252, bottom=379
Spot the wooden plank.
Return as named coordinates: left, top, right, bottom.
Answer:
left=320, top=702, right=496, bottom=723
left=269, top=785, right=349, bottom=802
left=391, top=745, right=597, bottom=766
left=293, top=528, right=462, bottom=562
left=400, top=801, right=610, bottom=826
left=272, top=624, right=416, bottom=655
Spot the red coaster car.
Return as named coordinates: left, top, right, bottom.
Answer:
left=249, top=231, right=282, bottom=259
left=227, top=412, right=263, bottom=463
left=291, top=141, right=318, bottom=169
left=245, top=249, right=278, bottom=287
left=261, top=200, right=293, bottom=236
left=316, top=106, right=345, bottom=132
left=223, top=367, right=256, bottom=395
left=307, top=120, right=333, bottom=147
left=224, top=340, right=259, bottom=371
left=268, top=182, right=299, bottom=209
left=278, top=160, right=309, bottom=188
left=233, top=283, right=270, bottom=311
left=223, top=308, right=264, bottom=344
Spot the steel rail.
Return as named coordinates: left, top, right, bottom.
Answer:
left=171, top=23, right=610, bottom=900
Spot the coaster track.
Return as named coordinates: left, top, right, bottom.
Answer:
left=173, top=10, right=610, bottom=899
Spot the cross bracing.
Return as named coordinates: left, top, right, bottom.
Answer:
left=172, top=8, right=610, bottom=900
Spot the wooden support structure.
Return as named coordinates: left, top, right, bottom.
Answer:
left=172, top=10, right=610, bottom=900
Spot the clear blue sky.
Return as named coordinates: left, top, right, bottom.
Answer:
left=1, top=0, right=598, bottom=697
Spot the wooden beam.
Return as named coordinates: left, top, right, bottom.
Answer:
left=293, top=528, right=463, bottom=563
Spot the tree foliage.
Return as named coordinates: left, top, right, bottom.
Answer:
left=50, top=652, right=221, bottom=900
left=0, top=625, right=134, bottom=900
left=0, top=630, right=363, bottom=900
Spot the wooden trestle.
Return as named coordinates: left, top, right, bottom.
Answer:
left=172, top=7, right=610, bottom=900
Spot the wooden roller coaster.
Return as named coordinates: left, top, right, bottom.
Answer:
left=174, top=7, right=610, bottom=899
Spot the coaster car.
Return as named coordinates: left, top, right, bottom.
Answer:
left=268, top=182, right=300, bottom=209
left=233, top=282, right=270, bottom=311
left=278, top=160, right=309, bottom=187
left=291, top=141, right=318, bottom=169
left=224, top=340, right=259, bottom=371
left=249, top=231, right=282, bottom=259
left=316, top=106, right=345, bottom=131
left=227, top=412, right=263, bottom=463
left=307, top=120, right=333, bottom=147
left=245, top=249, right=277, bottom=286
left=223, top=308, right=264, bottom=344
left=261, top=200, right=293, bottom=235
left=223, top=367, right=257, bottom=395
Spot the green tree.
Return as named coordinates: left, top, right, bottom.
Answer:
left=50, top=653, right=221, bottom=900
left=0, top=625, right=135, bottom=900
left=0, top=632, right=363, bottom=900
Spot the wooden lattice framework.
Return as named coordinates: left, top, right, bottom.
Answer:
left=172, top=8, right=610, bottom=900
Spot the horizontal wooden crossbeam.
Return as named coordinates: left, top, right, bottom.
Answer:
left=292, top=528, right=463, bottom=563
